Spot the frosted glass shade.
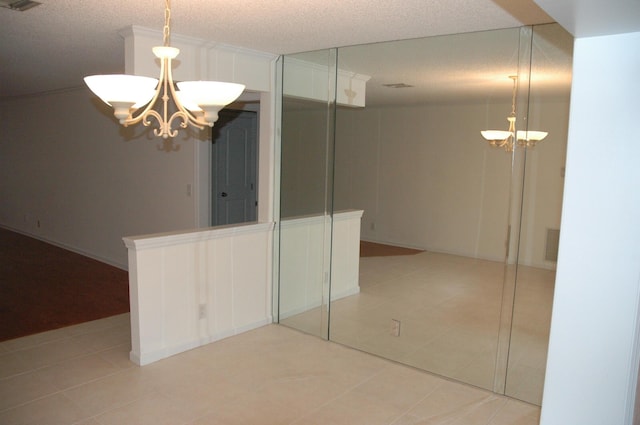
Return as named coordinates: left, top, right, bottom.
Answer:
left=152, top=46, right=180, bottom=59
left=84, top=75, right=158, bottom=123
left=516, top=130, right=548, bottom=141
left=177, top=81, right=245, bottom=125
left=481, top=130, right=512, bottom=141
left=175, top=91, right=202, bottom=112
left=84, top=75, right=158, bottom=107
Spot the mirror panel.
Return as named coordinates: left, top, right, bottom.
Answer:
left=331, top=27, right=522, bottom=392
left=505, top=23, right=573, bottom=404
left=277, top=23, right=572, bottom=405
left=278, top=49, right=337, bottom=339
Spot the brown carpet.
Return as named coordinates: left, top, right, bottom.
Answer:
left=0, top=228, right=130, bottom=342
left=360, top=241, right=424, bottom=257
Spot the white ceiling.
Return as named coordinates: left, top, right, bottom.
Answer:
left=0, top=0, right=555, bottom=99
left=327, top=23, right=574, bottom=106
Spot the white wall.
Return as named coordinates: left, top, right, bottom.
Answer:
left=334, top=100, right=568, bottom=266
left=0, top=30, right=277, bottom=270
left=280, top=107, right=332, bottom=217
left=279, top=210, right=363, bottom=319
left=518, top=99, right=570, bottom=267
left=540, top=31, right=640, bottom=425
left=125, top=222, right=274, bottom=365
left=0, top=88, right=199, bottom=268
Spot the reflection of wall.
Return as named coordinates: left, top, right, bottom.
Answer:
left=335, top=102, right=512, bottom=262
left=333, top=100, right=568, bottom=267
left=282, top=57, right=370, bottom=107
left=280, top=99, right=569, bottom=267
left=279, top=210, right=363, bottom=318
left=280, top=107, right=331, bottom=217
left=519, top=99, right=569, bottom=268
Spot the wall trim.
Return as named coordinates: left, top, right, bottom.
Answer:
left=131, top=317, right=271, bottom=366
left=123, top=221, right=274, bottom=250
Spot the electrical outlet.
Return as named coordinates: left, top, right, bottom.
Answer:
left=198, top=304, right=206, bottom=319
left=390, top=319, right=401, bottom=337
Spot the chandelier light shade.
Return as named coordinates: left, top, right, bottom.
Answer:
left=516, top=130, right=549, bottom=147
left=84, top=75, right=159, bottom=122
left=176, top=81, right=246, bottom=124
left=480, top=129, right=512, bottom=143
left=481, top=76, right=547, bottom=152
left=84, top=0, right=245, bottom=139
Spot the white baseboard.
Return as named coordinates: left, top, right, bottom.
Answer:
left=278, top=284, right=360, bottom=320
left=130, top=318, right=273, bottom=366
left=0, top=224, right=128, bottom=271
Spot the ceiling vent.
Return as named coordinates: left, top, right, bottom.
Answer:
left=0, top=0, right=41, bottom=11
left=382, top=83, right=414, bottom=89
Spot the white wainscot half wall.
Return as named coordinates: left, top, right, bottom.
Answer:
left=124, top=222, right=274, bottom=366
left=279, top=210, right=363, bottom=319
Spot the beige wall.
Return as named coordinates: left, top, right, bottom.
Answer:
left=0, top=30, right=277, bottom=270
left=333, top=99, right=568, bottom=267
left=0, top=88, right=200, bottom=268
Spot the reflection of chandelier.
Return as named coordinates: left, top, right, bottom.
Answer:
left=481, top=76, right=548, bottom=152
left=84, top=0, right=245, bottom=139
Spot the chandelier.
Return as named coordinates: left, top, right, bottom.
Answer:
left=480, top=76, right=548, bottom=152
left=84, top=0, right=245, bottom=139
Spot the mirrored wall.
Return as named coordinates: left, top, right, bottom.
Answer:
left=277, top=23, right=573, bottom=405
left=278, top=49, right=337, bottom=339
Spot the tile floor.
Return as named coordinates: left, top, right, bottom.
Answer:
left=282, top=251, right=554, bottom=405
left=0, top=313, right=540, bottom=424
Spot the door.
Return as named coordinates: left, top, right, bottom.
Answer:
left=211, top=109, right=258, bottom=226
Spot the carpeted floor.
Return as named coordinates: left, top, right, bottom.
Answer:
left=359, top=240, right=424, bottom=257
left=0, top=228, right=129, bottom=342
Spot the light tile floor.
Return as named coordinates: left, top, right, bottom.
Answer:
left=282, top=251, right=554, bottom=405
left=0, top=313, right=540, bottom=424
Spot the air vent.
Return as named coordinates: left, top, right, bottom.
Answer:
left=382, top=83, right=414, bottom=89
left=0, top=0, right=41, bottom=11
left=545, top=228, right=560, bottom=262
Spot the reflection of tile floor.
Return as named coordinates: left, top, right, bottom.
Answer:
left=282, top=251, right=554, bottom=406
left=0, top=313, right=540, bottom=425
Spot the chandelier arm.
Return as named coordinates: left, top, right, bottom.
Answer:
left=144, top=109, right=178, bottom=139
left=142, top=109, right=162, bottom=129
left=166, top=111, right=191, bottom=133
left=120, top=56, right=169, bottom=129
left=153, top=118, right=178, bottom=139
left=164, top=58, right=208, bottom=129
left=119, top=53, right=208, bottom=138
left=83, top=0, right=244, bottom=139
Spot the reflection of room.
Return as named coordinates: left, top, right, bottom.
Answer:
left=278, top=23, right=572, bottom=406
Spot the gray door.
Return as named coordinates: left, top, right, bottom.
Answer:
left=211, top=110, right=258, bottom=226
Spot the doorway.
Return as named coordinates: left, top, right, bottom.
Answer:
left=211, top=109, right=258, bottom=226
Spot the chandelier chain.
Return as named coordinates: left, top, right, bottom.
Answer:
left=509, top=75, right=517, bottom=116
left=163, top=0, right=171, bottom=47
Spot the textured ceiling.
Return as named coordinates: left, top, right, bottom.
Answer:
left=0, top=0, right=555, bottom=99
left=334, top=23, right=574, bottom=106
